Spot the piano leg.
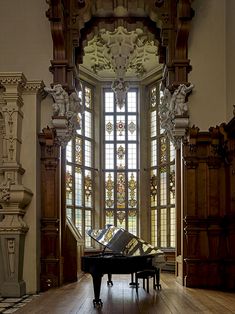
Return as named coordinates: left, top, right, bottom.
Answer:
left=129, top=272, right=138, bottom=286
left=154, top=268, right=161, bottom=290
left=107, top=273, right=113, bottom=286
left=91, top=274, right=103, bottom=307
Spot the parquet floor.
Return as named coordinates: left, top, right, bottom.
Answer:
left=5, top=272, right=235, bottom=314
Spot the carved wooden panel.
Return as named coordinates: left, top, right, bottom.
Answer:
left=39, top=128, right=62, bottom=291
left=182, top=122, right=235, bottom=289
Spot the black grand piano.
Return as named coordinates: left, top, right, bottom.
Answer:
left=81, top=225, right=165, bottom=307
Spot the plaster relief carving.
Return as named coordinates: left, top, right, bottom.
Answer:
left=7, top=238, right=15, bottom=277
left=159, top=84, right=194, bottom=149
left=111, top=79, right=129, bottom=109
left=83, top=26, right=158, bottom=79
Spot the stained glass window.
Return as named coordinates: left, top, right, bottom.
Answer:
left=150, top=84, right=176, bottom=249
left=65, top=82, right=94, bottom=247
left=104, top=88, right=139, bottom=236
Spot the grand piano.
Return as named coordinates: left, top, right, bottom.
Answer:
left=81, top=225, right=165, bottom=307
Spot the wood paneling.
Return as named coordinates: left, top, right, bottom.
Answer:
left=39, top=128, right=62, bottom=291
left=183, top=120, right=235, bottom=289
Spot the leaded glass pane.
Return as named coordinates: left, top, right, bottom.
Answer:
left=151, top=139, right=157, bottom=167
left=75, top=208, right=82, bottom=234
left=66, top=207, right=72, bottom=221
left=84, top=140, right=92, bottom=167
left=151, top=111, right=156, bottom=138
left=105, top=92, right=114, bottom=112
left=170, top=142, right=175, bottom=162
left=160, top=137, right=167, bottom=164
left=127, top=92, right=136, bottom=112
left=66, top=141, right=72, bottom=162
left=75, top=167, right=82, bottom=206
left=85, top=210, right=92, bottom=247
left=117, top=210, right=126, bottom=228
left=75, top=137, right=82, bottom=164
left=85, top=111, right=92, bottom=138
left=151, top=209, right=157, bottom=247
left=116, top=116, right=125, bottom=140
left=105, top=172, right=114, bottom=208
left=105, top=144, right=114, bottom=169
left=128, top=116, right=136, bottom=140
left=150, top=87, right=156, bottom=108
left=105, top=210, right=114, bottom=225
left=160, top=208, right=167, bottom=247
left=170, top=165, right=175, bottom=204
left=85, top=86, right=92, bottom=108
left=66, top=165, right=73, bottom=205
left=128, top=210, right=137, bottom=235
left=128, top=172, right=137, bottom=208
left=116, top=143, right=126, bottom=169
left=150, top=169, right=157, bottom=207
left=84, top=169, right=92, bottom=207
left=117, top=172, right=125, bottom=209
left=105, top=116, right=114, bottom=141
left=128, top=143, right=137, bottom=169
left=160, top=167, right=167, bottom=205
left=170, top=207, right=176, bottom=247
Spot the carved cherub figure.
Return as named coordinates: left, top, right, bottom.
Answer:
left=170, top=84, right=194, bottom=116
left=45, top=84, right=69, bottom=116
left=66, top=92, right=83, bottom=130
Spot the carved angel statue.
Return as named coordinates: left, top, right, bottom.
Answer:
left=44, top=84, right=69, bottom=116
left=67, top=92, right=83, bottom=130
left=170, top=84, right=194, bottom=116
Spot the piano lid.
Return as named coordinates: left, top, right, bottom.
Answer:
left=87, top=225, right=162, bottom=257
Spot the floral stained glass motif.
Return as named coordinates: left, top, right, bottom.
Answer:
left=105, top=173, right=114, bottom=208
left=106, top=121, right=113, bottom=134
left=128, top=173, right=137, bottom=208
left=84, top=174, right=92, bottom=201
left=150, top=87, right=157, bottom=108
left=117, top=145, right=125, bottom=159
left=160, top=137, right=167, bottom=164
left=85, top=87, right=92, bottom=108
left=116, top=120, right=125, bottom=136
left=75, top=137, right=82, bottom=164
left=150, top=173, right=157, bottom=202
left=117, top=173, right=125, bottom=208
left=128, top=121, right=136, bottom=134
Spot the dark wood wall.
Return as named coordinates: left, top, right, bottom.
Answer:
left=183, top=119, right=235, bottom=290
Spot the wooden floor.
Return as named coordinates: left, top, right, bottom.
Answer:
left=14, top=272, right=235, bottom=314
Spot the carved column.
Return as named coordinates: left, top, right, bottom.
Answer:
left=38, top=128, right=62, bottom=291
left=0, top=73, right=33, bottom=297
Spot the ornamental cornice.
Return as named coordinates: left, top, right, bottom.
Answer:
left=0, top=72, right=27, bottom=88
left=24, top=80, right=46, bottom=97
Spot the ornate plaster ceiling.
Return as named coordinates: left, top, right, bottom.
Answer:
left=80, top=26, right=161, bottom=81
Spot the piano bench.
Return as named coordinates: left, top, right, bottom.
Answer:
left=135, top=269, right=156, bottom=293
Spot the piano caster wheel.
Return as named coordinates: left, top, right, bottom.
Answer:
left=93, top=299, right=103, bottom=307
left=107, top=280, right=113, bottom=286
